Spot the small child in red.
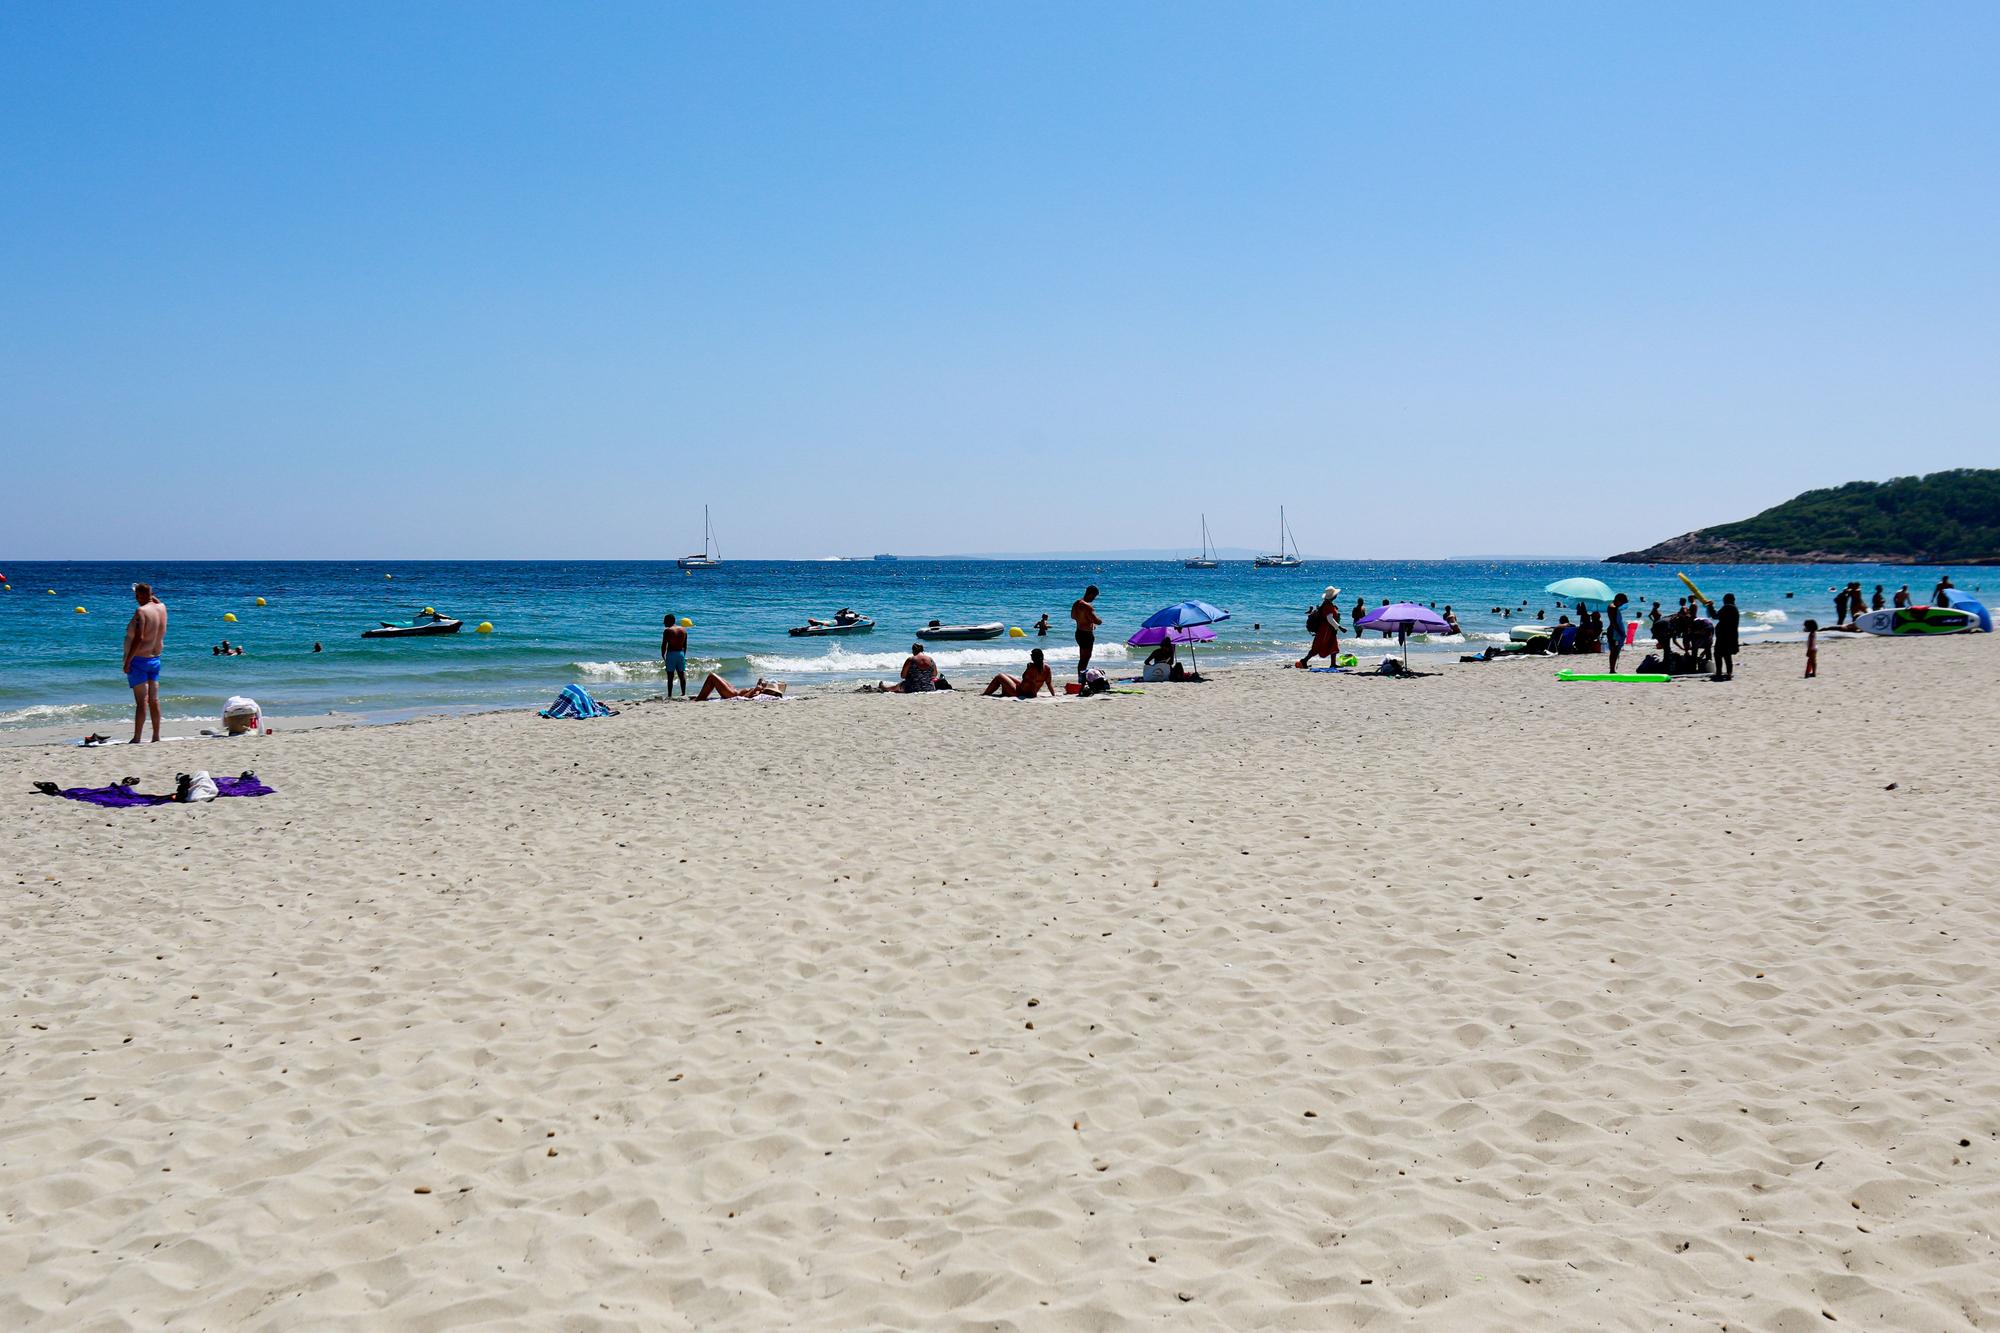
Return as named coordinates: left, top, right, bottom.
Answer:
left=1802, top=619, right=1818, bottom=678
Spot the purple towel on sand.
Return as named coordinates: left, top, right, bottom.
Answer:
left=39, top=776, right=276, bottom=807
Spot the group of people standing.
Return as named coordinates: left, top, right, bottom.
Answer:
left=1831, top=577, right=1955, bottom=627
left=1637, top=594, right=1740, bottom=679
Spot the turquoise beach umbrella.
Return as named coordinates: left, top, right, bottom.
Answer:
left=1545, top=576, right=1616, bottom=608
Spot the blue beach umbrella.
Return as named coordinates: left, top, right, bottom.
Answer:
left=1127, top=600, right=1230, bottom=672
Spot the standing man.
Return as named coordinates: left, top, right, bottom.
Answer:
left=1712, top=592, right=1740, bottom=681
left=1833, top=585, right=1851, bottom=625
left=1871, top=584, right=1886, bottom=611
left=122, top=582, right=167, bottom=743
left=1606, top=592, right=1629, bottom=673
left=1071, top=585, right=1102, bottom=681
left=1933, top=574, right=1955, bottom=605
left=660, top=612, right=689, bottom=698
left=1893, top=585, right=1911, bottom=608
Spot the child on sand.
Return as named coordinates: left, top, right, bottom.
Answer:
left=1803, top=619, right=1818, bottom=679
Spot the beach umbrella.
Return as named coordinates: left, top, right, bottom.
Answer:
left=1129, top=600, right=1229, bottom=673
left=1126, top=623, right=1217, bottom=646
left=1545, top=576, right=1616, bottom=609
left=1356, top=601, right=1450, bottom=666
left=1137, top=600, right=1230, bottom=631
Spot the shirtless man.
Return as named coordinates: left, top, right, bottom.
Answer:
left=122, top=582, right=168, bottom=743
left=1071, top=585, right=1102, bottom=681
left=660, top=612, right=689, bottom=697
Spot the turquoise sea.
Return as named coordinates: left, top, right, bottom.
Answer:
left=0, top=559, right=1984, bottom=736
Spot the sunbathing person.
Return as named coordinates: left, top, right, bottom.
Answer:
left=984, top=647, right=1056, bottom=697
left=694, top=672, right=786, bottom=700
left=867, top=644, right=941, bottom=693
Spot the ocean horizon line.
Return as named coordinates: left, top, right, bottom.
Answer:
left=5, top=552, right=1617, bottom=566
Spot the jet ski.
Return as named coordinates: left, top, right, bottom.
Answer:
left=917, top=621, right=1006, bottom=641
left=789, top=615, right=875, bottom=637
left=362, top=612, right=463, bottom=638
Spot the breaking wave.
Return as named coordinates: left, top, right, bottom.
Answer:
left=0, top=702, right=90, bottom=725
left=572, top=660, right=667, bottom=681
left=746, top=641, right=1130, bottom=675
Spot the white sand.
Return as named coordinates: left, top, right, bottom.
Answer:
left=4, top=634, right=1999, bottom=1330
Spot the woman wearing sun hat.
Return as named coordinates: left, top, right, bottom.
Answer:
left=1296, top=586, right=1344, bottom=669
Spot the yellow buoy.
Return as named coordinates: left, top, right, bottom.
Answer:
left=255, top=597, right=267, bottom=606
left=1009, top=626, right=1025, bottom=637
left=679, top=617, right=693, bottom=627
left=385, top=573, right=394, bottom=579
left=48, top=589, right=57, bottom=595
left=75, top=605, right=87, bottom=614
left=476, top=621, right=494, bottom=634
left=223, top=612, right=238, bottom=623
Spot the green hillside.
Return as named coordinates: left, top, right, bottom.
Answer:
left=1609, top=469, right=2000, bottom=565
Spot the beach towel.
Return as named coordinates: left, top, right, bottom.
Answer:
left=538, top=684, right=618, bottom=719
left=34, top=773, right=276, bottom=807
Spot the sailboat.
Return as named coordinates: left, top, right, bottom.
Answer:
left=677, top=505, right=722, bottom=569
left=1183, top=514, right=1219, bottom=569
left=1253, top=506, right=1303, bottom=568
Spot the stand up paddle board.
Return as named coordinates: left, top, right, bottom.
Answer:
left=1939, top=589, right=1993, bottom=633
left=1557, top=670, right=1670, bottom=683
left=1852, top=606, right=1980, bottom=636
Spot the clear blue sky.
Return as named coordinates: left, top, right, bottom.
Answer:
left=4, top=3, right=1994, bottom=559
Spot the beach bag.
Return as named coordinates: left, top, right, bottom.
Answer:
left=222, top=695, right=261, bottom=735
left=176, top=771, right=219, bottom=803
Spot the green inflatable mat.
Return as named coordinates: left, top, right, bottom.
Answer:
left=1556, top=670, right=1670, bottom=683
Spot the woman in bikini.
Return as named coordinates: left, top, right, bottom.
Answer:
left=983, top=647, right=1056, bottom=698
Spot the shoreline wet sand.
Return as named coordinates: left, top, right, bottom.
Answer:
left=4, top=634, right=1997, bottom=1329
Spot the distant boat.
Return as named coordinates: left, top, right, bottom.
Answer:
left=873, top=554, right=898, bottom=562
left=1184, top=514, right=1219, bottom=569
left=1254, top=506, right=1303, bottom=568
left=678, top=506, right=721, bottom=569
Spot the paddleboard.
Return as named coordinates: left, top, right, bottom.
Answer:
left=1557, top=670, right=1670, bottom=683
left=1510, top=624, right=1551, bottom=642
left=1939, top=590, right=1993, bottom=632
left=1852, top=606, right=1980, bottom=636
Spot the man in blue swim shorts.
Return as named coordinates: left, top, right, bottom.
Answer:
left=122, top=582, right=169, bottom=743
left=660, top=612, right=689, bottom=698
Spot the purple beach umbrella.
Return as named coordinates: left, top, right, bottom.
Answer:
left=1355, top=602, right=1451, bottom=666
left=1126, top=623, right=1217, bottom=646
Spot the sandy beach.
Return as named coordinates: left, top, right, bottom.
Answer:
left=5, top=633, right=1998, bottom=1330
